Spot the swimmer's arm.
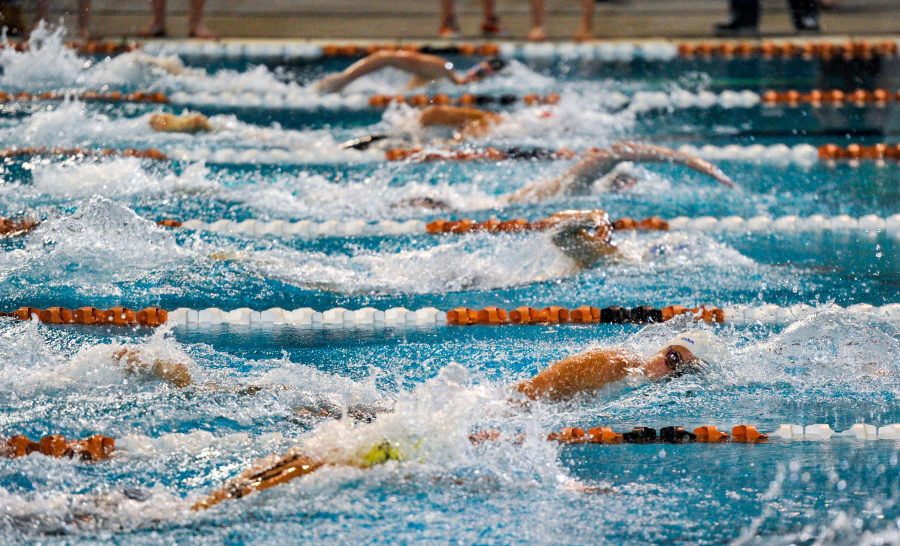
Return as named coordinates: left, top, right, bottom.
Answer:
left=193, top=450, right=326, bottom=510
left=608, top=142, right=736, bottom=188
left=0, top=217, right=39, bottom=237
left=504, top=148, right=619, bottom=203
left=148, top=113, right=212, bottom=134
left=515, top=348, right=646, bottom=401
left=419, top=106, right=502, bottom=138
left=318, top=51, right=462, bottom=93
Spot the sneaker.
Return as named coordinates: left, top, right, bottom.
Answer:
left=714, top=20, right=758, bottom=36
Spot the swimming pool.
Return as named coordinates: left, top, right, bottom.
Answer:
left=3, top=25, right=900, bottom=544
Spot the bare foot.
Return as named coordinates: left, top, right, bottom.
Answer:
left=526, top=26, right=546, bottom=42
left=573, top=25, right=593, bottom=42
left=188, top=23, right=217, bottom=40
left=139, top=21, right=166, bottom=38
left=80, top=28, right=104, bottom=41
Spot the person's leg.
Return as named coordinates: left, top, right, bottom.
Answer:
left=526, top=0, right=546, bottom=41
left=439, top=0, right=460, bottom=37
left=573, top=0, right=594, bottom=41
left=481, top=0, right=503, bottom=36
left=35, top=0, right=49, bottom=24
left=188, top=0, right=216, bottom=38
left=788, top=0, right=820, bottom=30
left=77, top=0, right=99, bottom=40
left=715, top=0, right=759, bottom=34
left=141, top=0, right=167, bottom=37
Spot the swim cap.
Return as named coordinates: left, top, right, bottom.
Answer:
left=485, top=57, right=508, bottom=72
left=661, top=329, right=726, bottom=366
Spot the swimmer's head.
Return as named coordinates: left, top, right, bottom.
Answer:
left=465, top=57, right=509, bottom=82
left=658, top=330, right=724, bottom=377
left=549, top=210, right=616, bottom=268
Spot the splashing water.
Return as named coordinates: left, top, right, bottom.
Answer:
left=0, top=196, right=193, bottom=290
left=0, top=23, right=85, bottom=90
left=241, top=232, right=578, bottom=294
left=27, top=158, right=217, bottom=201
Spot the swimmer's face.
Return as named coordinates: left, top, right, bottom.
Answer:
left=465, top=59, right=507, bottom=83
left=645, top=345, right=699, bottom=380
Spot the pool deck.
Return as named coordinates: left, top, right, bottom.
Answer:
left=26, top=0, right=900, bottom=41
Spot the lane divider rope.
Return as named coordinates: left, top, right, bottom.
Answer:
left=542, top=422, right=900, bottom=444
left=158, top=211, right=900, bottom=240
left=4, top=143, right=895, bottom=167
left=364, top=88, right=900, bottom=112
left=5, top=420, right=898, bottom=464
left=4, top=39, right=138, bottom=55
left=1, top=307, right=168, bottom=326
left=1, top=434, right=115, bottom=460
left=164, top=88, right=898, bottom=113
left=0, top=147, right=167, bottom=160
left=166, top=143, right=890, bottom=166
left=0, top=91, right=169, bottom=104
left=139, top=39, right=900, bottom=63
left=6, top=303, right=900, bottom=327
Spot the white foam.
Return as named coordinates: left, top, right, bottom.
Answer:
left=0, top=23, right=84, bottom=90
left=240, top=231, right=577, bottom=294
left=29, top=158, right=217, bottom=200
left=0, top=197, right=192, bottom=290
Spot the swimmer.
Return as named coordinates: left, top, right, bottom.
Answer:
left=506, top=142, right=736, bottom=203
left=0, top=216, right=39, bottom=237
left=110, top=347, right=193, bottom=388
left=193, top=330, right=721, bottom=509
left=418, top=105, right=503, bottom=139
left=148, top=112, right=213, bottom=134
left=379, top=141, right=735, bottom=208
left=317, top=51, right=509, bottom=94
left=395, top=140, right=730, bottom=213
left=341, top=105, right=504, bottom=152
left=537, top=209, right=619, bottom=269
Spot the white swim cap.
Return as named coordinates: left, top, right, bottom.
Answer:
left=661, top=329, right=726, bottom=366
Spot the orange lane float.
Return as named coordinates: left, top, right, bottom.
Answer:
left=694, top=425, right=732, bottom=442
left=761, top=88, right=898, bottom=106
left=2, top=434, right=115, bottom=460
left=818, top=143, right=900, bottom=161
left=732, top=425, right=769, bottom=442
left=0, top=147, right=168, bottom=161
left=2, top=306, right=168, bottom=327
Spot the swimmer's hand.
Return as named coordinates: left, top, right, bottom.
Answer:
left=607, top=142, right=736, bottom=189
left=316, top=74, right=347, bottom=94
left=0, top=217, right=39, bottom=237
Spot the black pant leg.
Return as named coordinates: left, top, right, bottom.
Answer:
left=788, top=0, right=819, bottom=25
left=730, top=0, right=761, bottom=26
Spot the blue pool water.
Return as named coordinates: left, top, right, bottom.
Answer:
left=3, top=25, right=900, bottom=544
